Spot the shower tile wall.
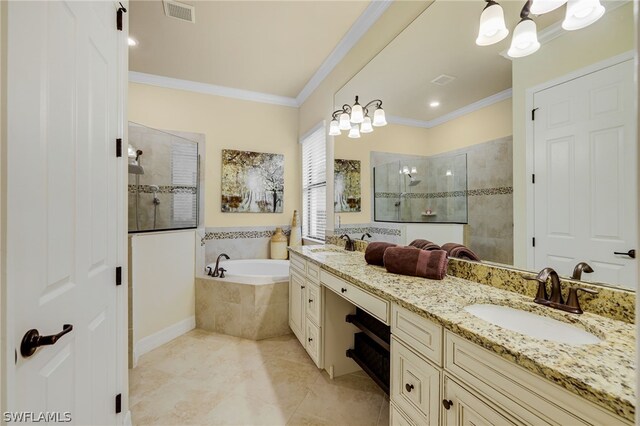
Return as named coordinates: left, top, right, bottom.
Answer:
left=128, top=124, right=201, bottom=232
left=203, top=225, right=291, bottom=269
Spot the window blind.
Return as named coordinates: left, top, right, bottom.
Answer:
left=301, top=125, right=326, bottom=241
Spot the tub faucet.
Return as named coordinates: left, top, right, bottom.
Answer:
left=361, top=233, right=372, bottom=241
left=213, top=253, right=230, bottom=277
left=571, top=262, right=594, bottom=280
left=341, top=234, right=355, bottom=251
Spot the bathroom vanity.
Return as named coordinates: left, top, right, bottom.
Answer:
left=288, top=245, right=634, bottom=425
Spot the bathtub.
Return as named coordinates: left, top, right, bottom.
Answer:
left=196, top=259, right=291, bottom=340
left=205, top=259, right=290, bottom=285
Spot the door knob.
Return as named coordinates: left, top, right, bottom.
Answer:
left=613, top=249, right=636, bottom=259
left=21, top=324, right=73, bottom=358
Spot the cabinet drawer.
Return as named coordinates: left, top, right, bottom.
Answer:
left=390, top=403, right=415, bottom=426
left=320, top=271, right=389, bottom=324
left=391, top=337, right=440, bottom=425
left=289, top=253, right=306, bottom=274
left=445, top=332, right=630, bottom=425
left=306, top=262, right=320, bottom=283
left=306, top=282, right=321, bottom=326
left=391, top=304, right=443, bottom=367
left=305, top=319, right=321, bottom=368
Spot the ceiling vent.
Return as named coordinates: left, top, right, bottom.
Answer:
left=431, top=74, right=456, bottom=86
left=163, top=0, right=195, bottom=23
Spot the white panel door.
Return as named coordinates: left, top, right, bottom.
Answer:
left=533, top=60, right=636, bottom=288
left=6, top=2, right=122, bottom=423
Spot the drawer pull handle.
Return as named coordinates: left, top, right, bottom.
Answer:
left=308, top=299, right=313, bottom=303
left=442, top=399, right=453, bottom=410
left=341, top=288, right=347, bottom=293
left=308, top=337, right=313, bottom=342
left=301, top=285, right=306, bottom=289
left=405, top=383, right=414, bottom=392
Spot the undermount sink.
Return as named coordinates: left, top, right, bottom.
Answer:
left=464, top=304, right=601, bottom=346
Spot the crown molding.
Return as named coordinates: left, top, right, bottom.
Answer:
left=129, top=71, right=299, bottom=108
left=295, top=0, right=393, bottom=106
left=387, top=88, right=513, bottom=129
left=499, top=0, right=630, bottom=60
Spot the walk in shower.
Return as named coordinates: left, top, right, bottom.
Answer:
left=374, top=153, right=468, bottom=223
left=128, top=122, right=199, bottom=233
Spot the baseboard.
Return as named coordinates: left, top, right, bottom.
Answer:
left=133, top=316, right=195, bottom=363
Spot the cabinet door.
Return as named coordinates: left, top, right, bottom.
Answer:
left=306, top=282, right=321, bottom=325
left=443, top=376, right=517, bottom=426
left=391, top=337, right=440, bottom=425
left=289, top=270, right=305, bottom=344
left=305, top=318, right=322, bottom=367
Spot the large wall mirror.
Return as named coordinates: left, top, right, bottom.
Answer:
left=333, top=0, right=635, bottom=290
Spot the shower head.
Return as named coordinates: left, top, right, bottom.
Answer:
left=128, top=164, right=145, bottom=175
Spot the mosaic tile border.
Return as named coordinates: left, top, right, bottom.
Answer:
left=201, top=226, right=292, bottom=246
left=334, top=226, right=402, bottom=237
left=128, top=184, right=197, bottom=194
left=375, top=186, right=513, bottom=199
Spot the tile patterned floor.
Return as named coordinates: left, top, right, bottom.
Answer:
left=130, top=329, right=390, bottom=425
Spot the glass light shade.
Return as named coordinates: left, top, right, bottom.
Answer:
left=446, top=170, right=453, bottom=176
left=360, top=117, right=373, bottom=133
left=562, top=0, right=605, bottom=30
left=128, top=144, right=137, bottom=158
left=338, top=112, right=351, bottom=130
left=507, top=18, right=540, bottom=58
left=475, top=2, right=509, bottom=46
left=348, top=124, right=361, bottom=139
left=530, top=0, right=567, bottom=14
left=350, top=103, right=364, bottom=124
left=329, top=120, right=341, bottom=136
left=372, top=108, right=387, bottom=127
left=402, top=166, right=409, bottom=174
left=411, top=167, right=417, bottom=174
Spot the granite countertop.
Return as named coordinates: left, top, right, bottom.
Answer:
left=289, top=244, right=636, bottom=422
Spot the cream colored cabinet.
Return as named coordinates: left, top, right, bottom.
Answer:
left=289, top=270, right=305, bottom=343
left=390, top=304, right=630, bottom=426
left=289, top=253, right=323, bottom=368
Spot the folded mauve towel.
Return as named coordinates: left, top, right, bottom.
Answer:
left=383, top=246, right=448, bottom=280
left=364, top=242, right=397, bottom=266
left=408, top=239, right=441, bottom=251
left=442, top=243, right=481, bottom=262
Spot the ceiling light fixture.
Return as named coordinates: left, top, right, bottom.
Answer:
left=508, top=2, right=540, bottom=58
left=128, top=37, right=138, bottom=47
left=477, top=0, right=605, bottom=59
left=476, top=0, right=509, bottom=46
left=562, top=0, right=605, bottom=30
left=329, top=96, right=387, bottom=137
left=429, top=101, right=440, bottom=108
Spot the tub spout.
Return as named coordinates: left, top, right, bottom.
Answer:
left=213, top=253, right=230, bottom=277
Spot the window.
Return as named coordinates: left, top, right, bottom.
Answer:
left=301, top=123, right=327, bottom=241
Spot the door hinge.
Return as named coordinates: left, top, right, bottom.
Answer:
left=116, top=138, right=123, bottom=158
left=115, top=267, right=122, bottom=286
left=532, top=107, right=539, bottom=120
left=532, top=174, right=535, bottom=184
left=115, top=393, right=122, bottom=414
left=116, top=3, right=127, bottom=31
left=532, top=237, right=536, bottom=247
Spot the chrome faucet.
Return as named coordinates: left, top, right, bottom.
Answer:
left=341, top=234, right=355, bottom=251
left=527, top=267, right=598, bottom=314
left=212, top=253, right=230, bottom=277
left=571, top=262, right=594, bottom=280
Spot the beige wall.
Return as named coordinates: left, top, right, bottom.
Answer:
left=511, top=3, right=634, bottom=268
left=129, top=82, right=300, bottom=228
left=0, top=0, right=5, bottom=409
left=334, top=98, right=512, bottom=225
left=131, top=231, right=195, bottom=347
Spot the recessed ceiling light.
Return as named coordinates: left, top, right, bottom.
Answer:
left=429, top=101, right=440, bottom=108
left=128, top=37, right=138, bottom=47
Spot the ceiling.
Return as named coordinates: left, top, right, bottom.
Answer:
left=128, top=0, right=370, bottom=98
left=335, top=0, right=569, bottom=123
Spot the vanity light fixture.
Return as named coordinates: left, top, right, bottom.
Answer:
left=329, top=95, right=387, bottom=137
left=562, top=0, right=605, bottom=30
left=429, top=101, right=440, bottom=108
left=530, top=0, right=567, bottom=14
left=475, top=0, right=509, bottom=46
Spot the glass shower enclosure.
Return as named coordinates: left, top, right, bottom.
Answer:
left=128, top=122, right=199, bottom=233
